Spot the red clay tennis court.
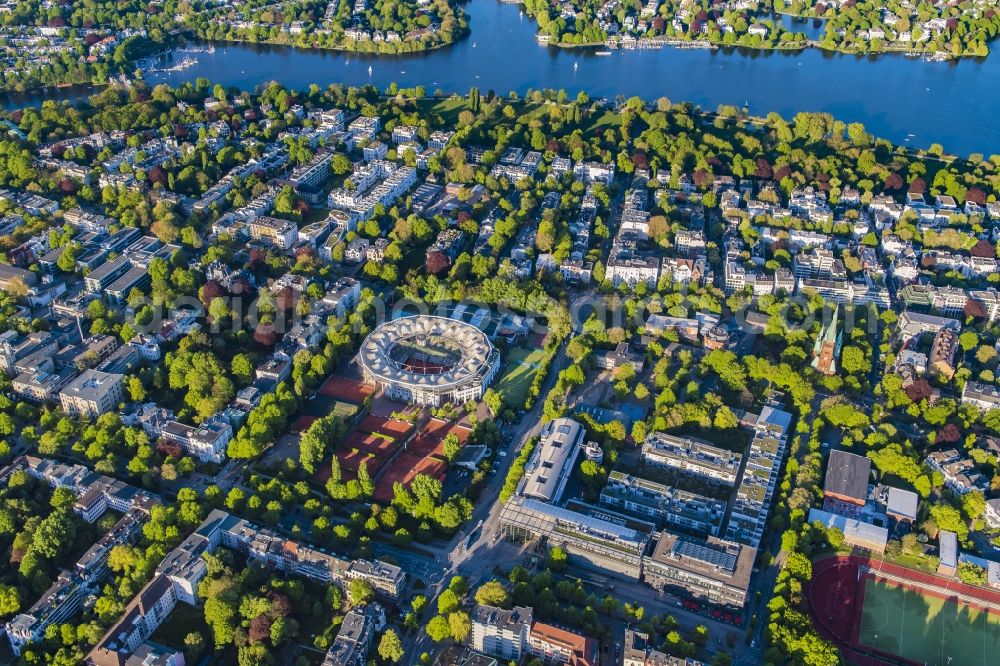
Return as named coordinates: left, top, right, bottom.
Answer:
left=420, top=419, right=472, bottom=441
left=313, top=459, right=356, bottom=484
left=408, top=435, right=444, bottom=456
left=343, top=431, right=396, bottom=456
left=293, top=415, right=317, bottom=432
left=318, top=376, right=374, bottom=403
left=359, top=415, right=414, bottom=439
left=407, top=419, right=472, bottom=455
left=336, top=448, right=387, bottom=475
left=421, top=418, right=451, bottom=438
left=374, top=452, right=448, bottom=501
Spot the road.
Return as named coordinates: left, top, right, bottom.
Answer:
left=398, top=283, right=782, bottom=664
left=402, top=336, right=572, bottom=663
left=160, top=457, right=248, bottom=498
left=398, top=283, right=756, bottom=664
left=733, top=387, right=833, bottom=665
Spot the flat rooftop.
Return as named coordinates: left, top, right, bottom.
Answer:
left=647, top=531, right=755, bottom=592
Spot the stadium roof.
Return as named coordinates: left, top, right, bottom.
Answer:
left=823, top=449, right=871, bottom=503
left=357, top=315, right=497, bottom=391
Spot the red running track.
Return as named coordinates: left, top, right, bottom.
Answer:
left=809, top=555, right=1000, bottom=666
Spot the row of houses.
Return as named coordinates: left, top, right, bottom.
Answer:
left=5, top=456, right=160, bottom=655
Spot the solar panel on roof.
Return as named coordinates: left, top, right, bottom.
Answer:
left=673, top=538, right=737, bottom=572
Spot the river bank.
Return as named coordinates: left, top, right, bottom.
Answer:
left=2, top=0, right=999, bottom=156
left=180, top=27, right=470, bottom=58
left=538, top=10, right=963, bottom=60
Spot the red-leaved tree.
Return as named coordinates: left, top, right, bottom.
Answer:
left=426, top=250, right=451, bottom=275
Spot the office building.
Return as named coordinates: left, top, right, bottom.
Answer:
left=322, top=604, right=384, bottom=666
left=519, top=418, right=586, bottom=504
left=823, top=450, right=872, bottom=506
left=807, top=508, right=888, bottom=554
left=624, top=629, right=705, bottom=666
left=526, top=622, right=598, bottom=666
left=599, top=471, right=725, bottom=536
left=248, top=216, right=298, bottom=250
left=159, top=415, right=232, bottom=464
left=725, top=408, right=791, bottom=549
left=642, top=532, right=755, bottom=608
left=498, top=497, right=649, bottom=580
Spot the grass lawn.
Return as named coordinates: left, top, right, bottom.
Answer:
left=331, top=401, right=359, bottom=419
left=859, top=577, right=1000, bottom=666
left=495, top=347, right=547, bottom=408
left=301, top=205, right=332, bottom=225
left=417, top=96, right=569, bottom=129
left=414, top=97, right=471, bottom=125
left=584, top=109, right=623, bottom=134
left=150, top=602, right=210, bottom=651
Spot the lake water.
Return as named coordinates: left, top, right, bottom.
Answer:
left=5, top=0, right=999, bottom=156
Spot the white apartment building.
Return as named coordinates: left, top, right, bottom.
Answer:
left=471, top=605, right=533, bottom=661
left=606, top=251, right=660, bottom=287
left=59, top=370, right=124, bottom=419
left=159, top=415, right=233, bottom=464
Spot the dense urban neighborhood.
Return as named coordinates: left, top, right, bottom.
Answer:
left=1, top=77, right=1000, bottom=666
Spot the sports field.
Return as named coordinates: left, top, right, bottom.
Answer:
left=494, top=347, right=546, bottom=407
left=331, top=401, right=359, bottom=420
left=859, top=577, right=1000, bottom=666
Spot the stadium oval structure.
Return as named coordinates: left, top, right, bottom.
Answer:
left=357, top=315, right=501, bottom=406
